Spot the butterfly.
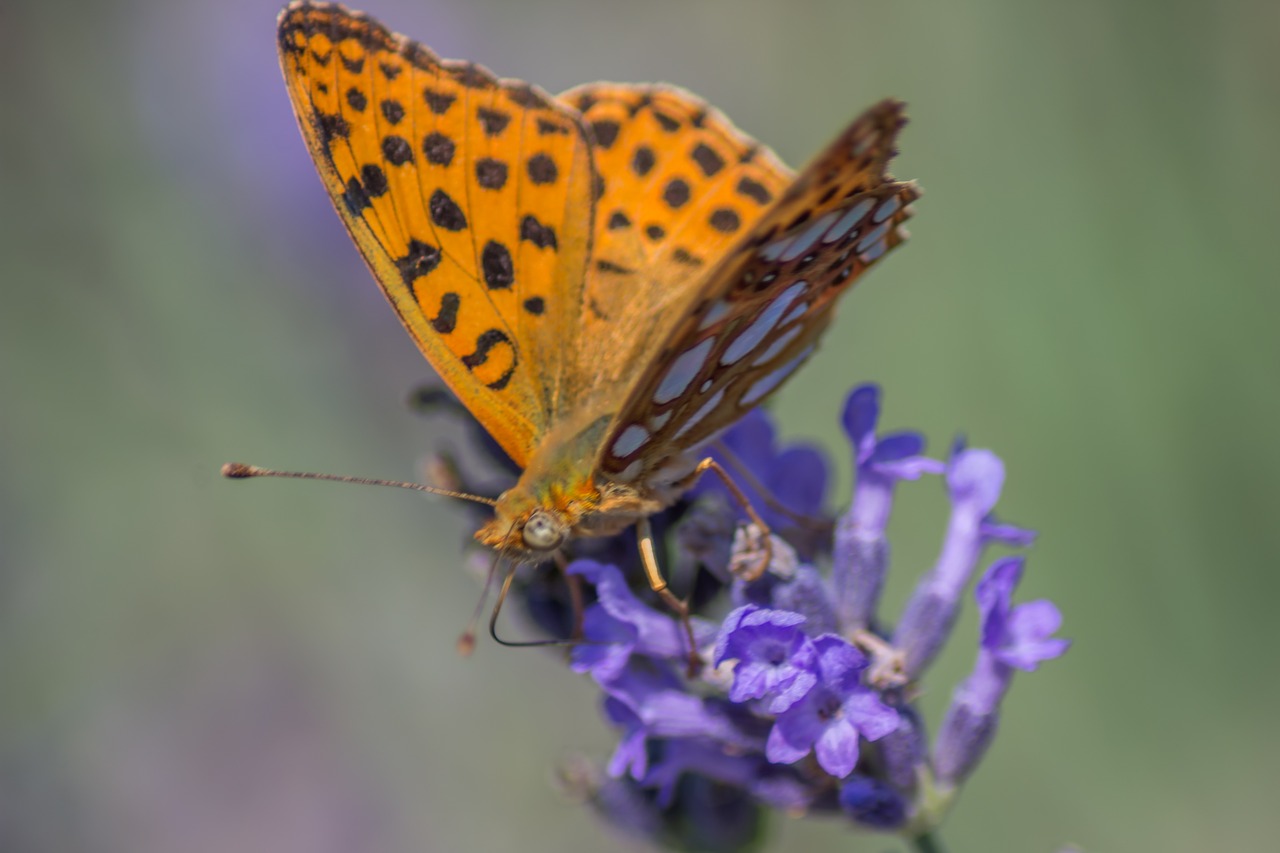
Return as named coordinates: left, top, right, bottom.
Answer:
left=269, top=1, right=917, bottom=619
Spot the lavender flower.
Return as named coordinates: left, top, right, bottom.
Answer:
left=833, top=385, right=945, bottom=631
left=712, top=606, right=816, bottom=712
left=763, top=635, right=899, bottom=778
left=933, top=556, right=1071, bottom=787
left=893, top=443, right=1038, bottom=678
left=442, top=382, right=1069, bottom=848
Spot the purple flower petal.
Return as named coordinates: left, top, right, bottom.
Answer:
left=869, top=432, right=926, bottom=464
left=840, top=689, right=901, bottom=742
left=842, top=384, right=882, bottom=460
left=812, top=633, right=868, bottom=689
left=997, top=601, right=1071, bottom=671
left=814, top=718, right=861, bottom=778
left=765, top=711, right=820, bottom=765
left=568, top=560, right=714, bottom=682
left=980, top=516, right=1039, bottom=546
left=947, top=448, right=1005, bottom=518
left=715, top=606, right=818, bottom=713
left=763, top=635, right=897, bottom=778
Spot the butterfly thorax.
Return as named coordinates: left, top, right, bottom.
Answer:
left=474, top=408, right=669, bottom=555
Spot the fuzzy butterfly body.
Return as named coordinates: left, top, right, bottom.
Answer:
left=277, top=1, right=918, bottom=560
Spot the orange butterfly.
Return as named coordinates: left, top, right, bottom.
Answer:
left=256, top=1, right=917, bottom=624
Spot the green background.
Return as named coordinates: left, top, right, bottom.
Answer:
left=3, top=0, right=1276, bottom=850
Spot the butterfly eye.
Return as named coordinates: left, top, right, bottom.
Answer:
left=522, top=510, right=566, bottom=551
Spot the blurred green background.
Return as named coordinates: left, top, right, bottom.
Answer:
left=3, top=0, right=1277, bottom=850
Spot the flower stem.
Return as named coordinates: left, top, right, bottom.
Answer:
left=910, top=830, right=948, bottom=853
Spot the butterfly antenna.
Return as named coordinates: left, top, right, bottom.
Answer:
left=709, top=441, right=831, bottom=532
left=220, top=462, right=498, bottom=507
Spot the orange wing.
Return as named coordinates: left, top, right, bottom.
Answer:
left=597, top=101, right=918, bottom=483
left=553, top=84, right=794, bottom=417
left=277, top=2, right=595, bottom=467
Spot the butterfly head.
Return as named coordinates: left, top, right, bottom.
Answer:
left=475, top=489, right=573, bottom=557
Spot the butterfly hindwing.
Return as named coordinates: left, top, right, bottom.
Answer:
left=599, top=101, right=918, bottom=482
left=277, top=2, right=595, bottom=466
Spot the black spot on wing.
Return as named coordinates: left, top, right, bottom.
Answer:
left=342, top=177, right=370, bottom=214
left=663, top=178, right=690, bottom=209
left=462, top=329, right=517, bottom=391
left=527, top=153, right=558, bottom=185
left=360, top=164, right=388, bottom=197
left=382, top=135, right=413, bottom=166
left=315, top=112, right=350, bottom=146
left=430, top=292, right=459, bottom=333
left=691, top=143, right=725, bottom=177
left=737, top=176, right=772, bottom=205
left=422, top=132, right=455, bottom=166
left=429, top=189, right=467, bottom=231
left=523, top=296, right=545, bottom=315
left=596, top=259, right=634, bottom=274
left=395, top=239, right=442, bottom=285
left=652, top=111, right=680, bottom=132
left=423, top=88, right=455, bottom=114
left=345, top=87, right=367, bottom=112
left=478, top=107, right=512, bottom=136
left=709, top=208, right=741, bottom=233
left=481, top=241, right=514, bottom=289
left=380, top=99, right=404, bottom=124
left=537, top=118, right=569, bottom=135
left=519, top=215, right=558, bottom=250
left=631, top=145, right=655, bottom=177
left=591, top=119, right=620, bottom=149
left=672, top=247, right=702, bottom=266
left=475, top=158, right=508, bottom=190
left=608, top=211, right=631, bottom=230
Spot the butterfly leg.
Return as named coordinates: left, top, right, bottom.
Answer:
left=690, top=457, right=774, bottom=582
left=636, top=516, right=701, bottom=674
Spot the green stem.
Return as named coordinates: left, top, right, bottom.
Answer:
left=909, top=830, right=948, bottom=853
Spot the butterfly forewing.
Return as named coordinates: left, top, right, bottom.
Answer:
left=277, top=2, right=595, bottom=467
left=554, top=84, right=792, bottom=411
left=599, top=101, right=917, bottom=483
